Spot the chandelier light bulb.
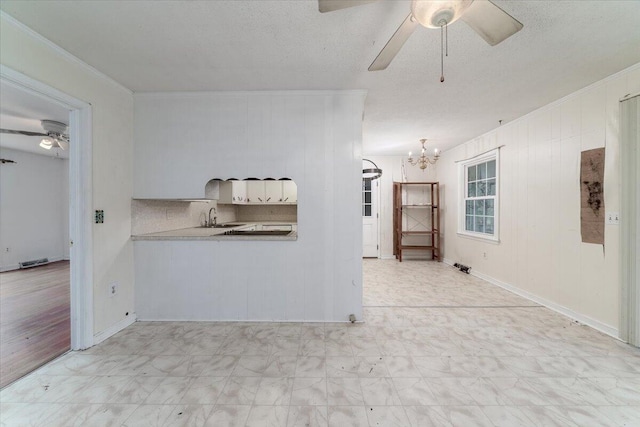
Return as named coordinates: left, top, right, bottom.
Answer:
left=407, top=138, right=440, bottom=171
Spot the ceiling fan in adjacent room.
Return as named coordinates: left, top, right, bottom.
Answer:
left=319, top=0, right=523, bottom=80
left=0, top=119, right=69, bottom=151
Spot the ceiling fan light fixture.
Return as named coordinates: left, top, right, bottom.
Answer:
left=39, top=138, right=53, bottom=150
left=411, top=0, right=474, bottom=28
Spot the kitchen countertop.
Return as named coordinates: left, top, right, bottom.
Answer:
left=132, top=222, right=297, bottom=241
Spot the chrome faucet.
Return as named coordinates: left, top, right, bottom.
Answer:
left=208, top=207, right=217, bottom=227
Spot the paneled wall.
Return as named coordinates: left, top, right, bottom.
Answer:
left=134, top=91, right=365, bottom=321
left=437, top=64, right=640, bottom=334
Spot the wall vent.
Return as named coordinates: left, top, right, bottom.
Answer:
left=19, top=258, right=49, bottom=269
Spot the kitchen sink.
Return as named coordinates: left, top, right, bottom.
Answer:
left=223, top=230, right=292, bottom=236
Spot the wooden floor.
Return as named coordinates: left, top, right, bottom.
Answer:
left=0, top=261, right=70, bottom=388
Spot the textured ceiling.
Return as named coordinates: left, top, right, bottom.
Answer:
left=1, top=1, right=639, bottom=155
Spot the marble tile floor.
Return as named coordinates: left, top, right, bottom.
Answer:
left=1, top=259, right=639, bottom=426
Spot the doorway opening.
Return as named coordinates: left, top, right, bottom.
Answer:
left=0, top=65, right=93, bottom=387
left=362, top=176, right=380, bottom=258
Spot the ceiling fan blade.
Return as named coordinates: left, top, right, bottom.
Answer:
left=369, top=13, right=419, bottom=71
left=461, top=0, right=523, bottom=46
left=56, top=138, right=69, bottom=150
left=318, top=0, right=379, bottom=13
left=0, top=128, right=48, bottom=137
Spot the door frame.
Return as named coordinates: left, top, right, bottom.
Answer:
left=620, top=92, right=640, bottom=347
left=362, top=176, right=380, bottom=258
left=1, top=65, right=94, bottom=350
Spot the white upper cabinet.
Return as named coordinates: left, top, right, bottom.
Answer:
left=265, top=181, right=283, bottom=203
left=282, top=181, right=297, bottom=203
left=218, top=180, right=298, bottom=205
left=246, top=180, right=266, bottom=203
left=218, top=181, right=247, bottom=204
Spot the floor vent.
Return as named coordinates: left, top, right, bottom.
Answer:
left=19, top=258, right=49, bottom=269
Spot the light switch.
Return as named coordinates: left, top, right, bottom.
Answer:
left=606, top=212, right=620, bottom=225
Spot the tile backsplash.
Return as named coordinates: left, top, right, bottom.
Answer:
left=131, top=200, right=295, bottom=235
left=236, top=204, right=297, bottom=222
left=131, top=200, right=237, bottom=235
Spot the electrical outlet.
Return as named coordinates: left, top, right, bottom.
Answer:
left=483, top=252, right=487, bottom=259
left=108, top=282, right=118, bottom=297
left=95, top=210, right=104, bottom=224
left=606, top=212, right=620, bottom=225
left=4, top=247, right=9, bottom=252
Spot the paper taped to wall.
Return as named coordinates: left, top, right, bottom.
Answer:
left=580, top=147, right=605, bottom=245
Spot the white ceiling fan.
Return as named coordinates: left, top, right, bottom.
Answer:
left=319, top=0, right=523, bottom=75
left=0, top=119, right=69, bottom=151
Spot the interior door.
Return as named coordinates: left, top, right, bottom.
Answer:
left=362, top=178, right=379, bottom=257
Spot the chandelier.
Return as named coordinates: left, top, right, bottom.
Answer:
left=408, top=139, right=440, bottom=170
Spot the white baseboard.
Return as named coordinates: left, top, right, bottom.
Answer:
left=93, top=314, right=137, bottom=345
left=0, top=264, right=20, bottom=272
left=442, top=258, right=619, bottom=339
left=136, top=317, right=358, bottom=323
left=0, top=256, right=65, bottom=272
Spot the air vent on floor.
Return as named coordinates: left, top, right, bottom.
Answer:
left=19, top=258, right=49, bottom=269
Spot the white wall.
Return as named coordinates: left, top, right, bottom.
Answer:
left=438, top=63, right=640, bottom=335
left=0, top=148, right=68, bottom=271
left=364, top=155, right=437, bottom=259
left=134, top=91, right=365, bottom=322
left=1, top=14, right=135, bottom=337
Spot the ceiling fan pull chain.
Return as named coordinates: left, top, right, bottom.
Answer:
left=445, top=22, right=448, bottom=57
left=440, top=23, right=445, bottom=83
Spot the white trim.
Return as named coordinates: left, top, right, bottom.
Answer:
left=443, top=258, right=620, bottom=339
left=93, top=314, right=136, bottom=345
left=1, top=65, right=88, bottom=109
left=69, top=106, right=94, bottom=350
left=454, top=145, right=506, bottom=163
left=458, top=148, right=500, bottom=242
left=0, top=11, right=132, bottom=96
left=1, top=65, right=94, bottom=350
left=136, top=317, right=358, bottom=323
left=619, top=95, right=639, bottom=347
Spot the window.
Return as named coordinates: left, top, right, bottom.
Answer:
left=362, top=179, right=372, bottom=217
left=459, top=150, right=499, bottom=241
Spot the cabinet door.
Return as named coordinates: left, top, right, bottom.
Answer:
left=282, top=181, right=297, bottom=203
left=232, top=181, right=247, bottom=204
left=265, top=181, right=283, bottom=203
left=247, top=181, right=265, bottom=203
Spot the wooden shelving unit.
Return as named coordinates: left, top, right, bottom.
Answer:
left=393, top=182, right=441, bottom=262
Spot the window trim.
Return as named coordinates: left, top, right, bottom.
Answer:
left=457, top=148, right=500, bottom=242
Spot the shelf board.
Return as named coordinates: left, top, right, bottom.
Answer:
left=398, top=245, right=437, bottom=250
left=401, top=231, right=438, bottom=235
left=394, top=182, right=439, bottom=185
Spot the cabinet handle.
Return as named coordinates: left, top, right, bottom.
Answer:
left=258, top=197, right=263, bottom=202
left=266, top=197, right=271, bottom=202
